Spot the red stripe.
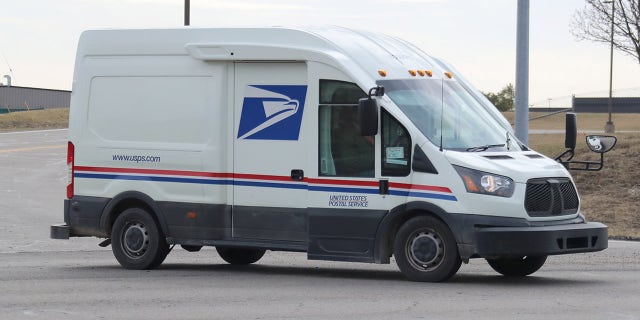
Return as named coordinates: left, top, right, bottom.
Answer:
left=74, top=166, right=232, bottom=178
left=306, top=177, right=379, bottom=187
left=234, top=172, right=301, bottom=182
left=389, top=182, right=452, bottom=193
left=75, top=166, right=297, bottom=182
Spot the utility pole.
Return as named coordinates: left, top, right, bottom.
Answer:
left=184, top=0, right=190, bottom=26
left=515, top=0, right=529, bottom=145
left=604, top=0, right=615, bottom=133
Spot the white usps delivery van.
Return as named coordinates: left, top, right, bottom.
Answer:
left=51, top=26, right=615, bottom=282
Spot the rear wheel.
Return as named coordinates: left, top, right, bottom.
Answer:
left=394, top=216, right=462, bottom=282
left=216, top=247, right=266, bottom=265
left=486, top=256, right=547, bottom=277
left=111, top=208, right=169, bottom=270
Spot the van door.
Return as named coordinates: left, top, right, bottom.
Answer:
left=307, top=78, right=416, bottom=262
left=232, top=62, right=309, bottom=243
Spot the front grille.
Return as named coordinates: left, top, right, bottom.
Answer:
left=525, top=178, right=579, bottom=217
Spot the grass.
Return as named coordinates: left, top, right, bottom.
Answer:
left=2, top=109, right=638, bottom=238
left=574, top=136, right=640, bottom=239
left=0, top=108, right=69, bottom=132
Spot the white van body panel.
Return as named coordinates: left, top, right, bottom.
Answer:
left=53, top=26, right=607, bottom=274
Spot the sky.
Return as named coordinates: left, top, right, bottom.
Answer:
left=1, top=0, right=639, bottom=108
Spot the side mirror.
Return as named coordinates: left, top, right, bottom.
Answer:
left=586, top=135, right=617, bottom=153
left=555, top=112, right=577, bottom=164
left=555, top=113, right=616, bottom=171
left=357, top=86, right=384, bottom=136
left=358, top=97, right=378, bottom=136
left=565, top=113, right=577, bottom=150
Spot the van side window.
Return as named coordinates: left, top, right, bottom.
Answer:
left=381, top=109, right=411, bottom=176
left=318, top=80, right=373, bottom=177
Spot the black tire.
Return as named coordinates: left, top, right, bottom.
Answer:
left=111, top=207, right=169, bottom=270
left=486, top=256, right=547, bottom=277
left=216, top=247, right=266, bottom=265
left=393, top=215, right=462, bottom=282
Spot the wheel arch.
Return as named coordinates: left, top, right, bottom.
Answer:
left=99, top=191, right=168, bottom=237
left=373, top=201, right=464, bottom=264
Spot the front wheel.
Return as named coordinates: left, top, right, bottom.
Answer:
left=111, top=208, right=169, bottom=270
left=216, top=247, right=266, bottom=265
left=394, top=216, right=462, bottom=282
left=486, top=256, right=547, bottom=277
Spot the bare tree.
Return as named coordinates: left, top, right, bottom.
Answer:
left=571, top=0, right=640, bottom=64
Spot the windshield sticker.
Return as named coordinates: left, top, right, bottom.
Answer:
left=386, top=147, right=404, bottom=159
left=237, top=85, right=308, bottom=140
left=386, top=147, right=407, bottom=165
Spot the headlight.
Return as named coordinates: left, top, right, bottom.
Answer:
left=453, top=165, right=515, bottom=197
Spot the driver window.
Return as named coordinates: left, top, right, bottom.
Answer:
left=318, top=80, right=373, bottom=177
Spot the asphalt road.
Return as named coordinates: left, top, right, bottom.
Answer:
left=1, top=129, right=639, bottom=320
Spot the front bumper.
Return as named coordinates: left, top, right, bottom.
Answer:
left=471, top=221, right=607, bottom=258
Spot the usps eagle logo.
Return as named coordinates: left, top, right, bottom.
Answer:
left=237, top=85, right=308, bottom=140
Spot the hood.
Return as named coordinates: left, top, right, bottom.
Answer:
left=444, top=150, right=571, bottom=184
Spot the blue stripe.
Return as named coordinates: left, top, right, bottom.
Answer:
left=308, top=185, right=379, bottom=194
left=75, top=172, right=457, bottom=201
left=234, top=180, right=308, bottom=190
left=74, top=173, right=231, bottom=185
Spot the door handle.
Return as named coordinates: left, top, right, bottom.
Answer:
left=379, top=179, right=389, bottom=195
left=291, top=169, right=304, bottom=181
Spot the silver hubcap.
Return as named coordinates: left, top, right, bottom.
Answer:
left=406, top=230, right=444, bottom=272
left=122, top=222, right=149, bottom=259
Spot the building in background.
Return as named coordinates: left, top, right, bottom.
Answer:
left=1, top=75, right=70, bottom=114
left=571, top=97, right=640, bottom=113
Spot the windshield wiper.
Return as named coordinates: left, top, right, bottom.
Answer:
left=466, top=144, right=505, bottom=152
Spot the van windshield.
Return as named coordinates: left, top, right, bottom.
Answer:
left=377, top=79, right=517, bottom=152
